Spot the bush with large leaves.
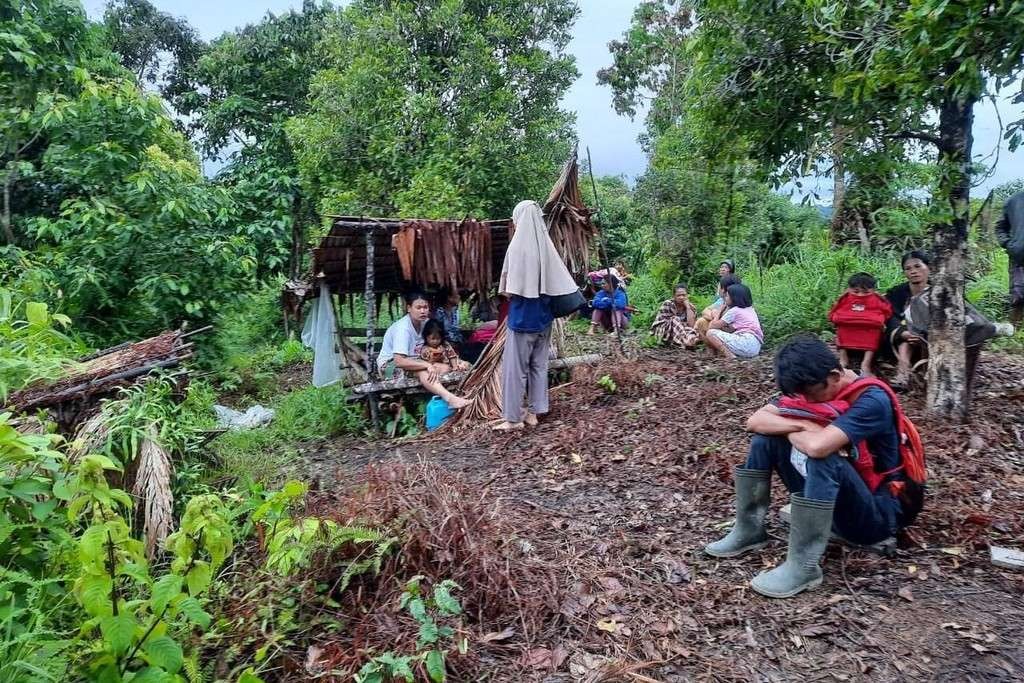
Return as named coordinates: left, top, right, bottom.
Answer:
left=25, top=77, right=256, bottom=340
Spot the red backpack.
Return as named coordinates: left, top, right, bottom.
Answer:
left=777, top=378, right=926, bottom=521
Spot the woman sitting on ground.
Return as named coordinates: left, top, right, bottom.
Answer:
left=884, top=251, right=930, bottom=390
left=703, top=283, right=763, bottom=359
left=650, top=284, right=698, bottom=348
left=589, top=274, right=629, bottom=335
left=885, top=249, right=1014, bottom=391
left=694, top=272, right=742, bottom=338
left=376, top=292, right=472, bottom=409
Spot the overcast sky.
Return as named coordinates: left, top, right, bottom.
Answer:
left=83, top=0, right=1022, bottom=198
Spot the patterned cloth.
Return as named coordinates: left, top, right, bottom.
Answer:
left=650, top=299, right=698, bottom=348
left=419, top=342, right=461, bottom=368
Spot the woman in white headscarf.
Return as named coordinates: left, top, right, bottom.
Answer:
left=494, top=200, right=579, bottom=431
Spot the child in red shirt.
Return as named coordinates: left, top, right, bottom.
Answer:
left=828, top=272, right=893, bottom=376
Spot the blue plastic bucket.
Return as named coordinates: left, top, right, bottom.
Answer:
left=425, top=396, right=455, bottom=431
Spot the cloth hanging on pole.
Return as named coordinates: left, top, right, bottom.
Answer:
left=499, top=200, right=579, bottom=298
left=301, top=282, right=343, bottom=388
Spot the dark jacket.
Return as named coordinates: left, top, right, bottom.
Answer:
left=996, top=191, right=1024, bottom=265
left=884, top=282, right=914, bottom=348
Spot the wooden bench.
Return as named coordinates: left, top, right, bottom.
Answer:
left=347, top=353, right=602, bottom=402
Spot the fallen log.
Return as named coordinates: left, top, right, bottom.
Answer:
left=347, top=354, right=602, bottom=400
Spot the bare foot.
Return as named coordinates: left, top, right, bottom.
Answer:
left=722, top=350, right=736, bottom=360
left=492, top=420, right=524, bottom=431
left=587, top=326, right=597, bottom=336
left=524, top=412, right=539, bottom=427
left=447, top=396, right=473, bottom=410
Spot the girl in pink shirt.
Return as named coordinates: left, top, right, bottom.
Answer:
left=704, top=283, right=763, bottom=359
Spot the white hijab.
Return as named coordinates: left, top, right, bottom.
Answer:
left=499, top=200, right=578, bottom=299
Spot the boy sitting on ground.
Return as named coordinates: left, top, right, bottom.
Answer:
left=704, top=335, right=923, bottom=598
left=828, top=272, right=893, bottom=376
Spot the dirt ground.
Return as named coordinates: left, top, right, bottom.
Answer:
left=298, top=344, right=1024, bottom=682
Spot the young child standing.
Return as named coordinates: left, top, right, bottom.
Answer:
left=828, top=272, right=893, bottom=376
left=418, top=319, right=469, bottom=371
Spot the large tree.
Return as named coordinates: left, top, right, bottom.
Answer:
left=287, top=0, right=580, bottom=219
left=171, top=1, right=332, bottom=279
left=604, top=0, right=1024, bottom=418
left=810, top=0, right=1024, bottom=418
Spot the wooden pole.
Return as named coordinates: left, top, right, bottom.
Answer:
left=586, top=146, right=623, bottom=351
left=364, top=222, right=381, bottom=430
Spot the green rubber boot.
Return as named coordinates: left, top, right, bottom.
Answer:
left=751, top=495, right=834, bottom=598
left=704, top=468, right=771, bottom=558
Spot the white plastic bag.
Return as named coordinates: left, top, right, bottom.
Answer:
left=301, top=282, right=343, bottom=387
left=790, top=447, right=809, bottom=478
left=214, top=404, right=275, bottom=430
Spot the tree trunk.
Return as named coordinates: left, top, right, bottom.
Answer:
left=926, top=92, right=975, bottom=420
left=2, top=162, right=16, bottom=245
left=829, top=123, right=847, bottom=245
left=289, top=192, right=304, bottom=280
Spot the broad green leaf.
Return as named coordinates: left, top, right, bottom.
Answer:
left=236, top=668, right=265, bottom=683
left=185, top=561, right=212, bottom=596
left=425, top=650, right=446, bottom=683
left=25, top=301, right=49, bottom=327
left=128, top=666, right=174, bottom=683
left=432, top=582, right=461, bottom=616
left=175, top=596, right=211, bottom=628
left=76, top=573, right=114, bottom=617
left=143, top=635, right=183, bottom=673
left=150, top=575, right=183, bottom=615
left=100, top=614, right=137, bottom=656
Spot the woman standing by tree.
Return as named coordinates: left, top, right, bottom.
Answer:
left=494, top=200, right=578, bottom=431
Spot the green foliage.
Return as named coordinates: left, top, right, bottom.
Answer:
left=210, top=384, right=366, bottom=487
left=597, top=375, right=618, bottom=395
left=0, top=288, right=81, bottom=401
left=288, top=0, right=580, bottom=218
left=102, top=0, right=203, bottom=101
left=357, top=577, right=465, bottom=683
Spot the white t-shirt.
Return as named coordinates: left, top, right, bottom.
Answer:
left=377, top=314, right=423, bottom=370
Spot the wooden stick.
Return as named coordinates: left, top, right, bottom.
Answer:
left=364, top=223, right=381, bottom=430
left=178, top=325, right=213, bottom=340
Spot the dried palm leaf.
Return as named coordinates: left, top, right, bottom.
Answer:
left=444, top=322, right=509, bottom=427
left=133, top=425, right=175, bottom=559
left=67, top=410, right=111, bottom=463
left=12, top=415, right=46, bottom=435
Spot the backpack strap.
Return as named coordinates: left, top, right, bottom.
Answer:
left=835, top=377, right=909, bottom=479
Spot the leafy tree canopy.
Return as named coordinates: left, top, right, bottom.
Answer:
left=288, top=0, right=581, bottom=218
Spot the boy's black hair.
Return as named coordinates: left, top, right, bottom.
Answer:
left=774, top=334, right=842, bottom=396
left=720, top=259, right=735, bottom=273
left=726, top=283, right=753, bottom=308
left=674, top=283, right=688, bottom=292
left=847, top=272, right=877, bottom=289
left=422, top=318, right=445, bottom=341
left=901, top=249, right=931, bottom=267
left=718, top=273, right=742, bottom=291
left=403, top=291, right=429, bottom=306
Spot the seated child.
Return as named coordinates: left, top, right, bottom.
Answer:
left=589, top=274, right=629, bottom=335
left=828, top=273, right=893, bottom=377
left=419, top=319, right=469, bottom=371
